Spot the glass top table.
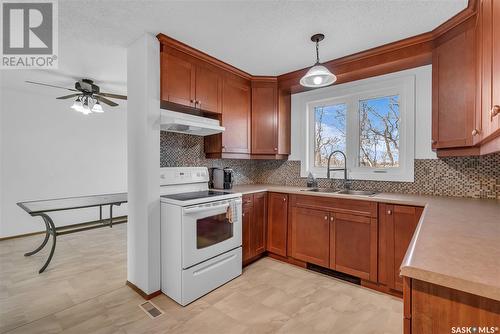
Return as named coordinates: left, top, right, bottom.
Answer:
left=17, top=192, right=128, bottom=273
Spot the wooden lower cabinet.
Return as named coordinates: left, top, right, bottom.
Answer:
left=242, top=198, right=253, bottom=263
left=252, top=193, right=267, bottom=255
left=379, top=204, right=423, bottom=293
left=403, top=277, right=500, bottom=334
left=289, top=207, right=330, bottom=267
left=242, top=193, right=267, bottom=264
left=288, top=194, right=378, bottom=282
left=267, top=192, right=288, bottom=257
left=332, top=213, right=378, bottom=282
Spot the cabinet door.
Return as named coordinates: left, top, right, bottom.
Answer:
left=221, top=78, right=251, bottom=154
left=267, top=193, right=288, bottom=257
left=290, top=207, right=330, bottom=267
left=195, top=65, right=221, bottom=114
left=332, top=213, right=378, bottom=281
left=161, top=50, right=195, bottom=107
left=432, top=18, right=477, bottom=149
left=251, top=192, right=267, bottom=256
left=242, top=197, right=253, bottom=263
left=481, top=0, right=500, bottom=140
left=251, top=82, right=278, bottom=154
left=492, top=0, right=500, bottom=134
left=379, top=204, right=423, bottom=292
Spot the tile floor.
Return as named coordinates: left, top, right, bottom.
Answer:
left=0, top=224, right=403, bottom=333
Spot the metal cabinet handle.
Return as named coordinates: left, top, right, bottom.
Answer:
left=283, top=197, right=286, bottom=202
left=324, top=215, right=328, bottom=220
left=330, top=216, right=334, bottom=222
left=274, top=147, right=278, bottom=151
left=491, top=105, right=500, bottom=119
left=387, top=210, right=392, bottom=215
left=472, top=128, right=480, bottom=136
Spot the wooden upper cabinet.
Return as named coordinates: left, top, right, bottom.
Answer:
left=161, top=49, right=195, bottom=107
left=267, top=192, right=288, bottom=257
left=432, top=17, right=477, bottom=149
left=331, top=212, right=378, bottom=282
left=195, top=64, right=221, bottom=114
left=480, top=0, right=500, bottom=142
left=221, top=77, right=251, bottom=154
left=251, top=79, right=291, bottom=158
left=251, top=79, right=278, bottom=155
left=379, top=204, right=423, bottom=293
left=158, top=34, right=291, bottom=160
left=160, top=45, right=221, bottom=114
left=289, top=206, right=330, bottom=267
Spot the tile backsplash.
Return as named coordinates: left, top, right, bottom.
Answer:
left=161, top=132, right=500, bottom=199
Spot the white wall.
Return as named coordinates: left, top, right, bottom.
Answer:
left=290, top=65, right=437, bottom=162
left=0, top=36, right=128, bottom=238
left=0, top=88, right=127, bottom=238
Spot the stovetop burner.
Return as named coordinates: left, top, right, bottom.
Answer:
left=161, top=190, right=233, bottom=202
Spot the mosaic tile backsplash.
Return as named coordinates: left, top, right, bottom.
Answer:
left=161, top=132, right=500, bottom=199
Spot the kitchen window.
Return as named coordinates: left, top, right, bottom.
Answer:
left=295, top=75, right=415, bottom=182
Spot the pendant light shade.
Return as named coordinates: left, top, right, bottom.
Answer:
left=300, top=34, right=337, bottom=88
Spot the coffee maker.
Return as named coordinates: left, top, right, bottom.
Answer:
left=212, top=167, right=234, bottom=189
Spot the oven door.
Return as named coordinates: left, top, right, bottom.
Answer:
left=181, top=198, right=242, bottom=268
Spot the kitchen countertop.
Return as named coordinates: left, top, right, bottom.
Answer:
left=228, top=184, right=500, bottom=301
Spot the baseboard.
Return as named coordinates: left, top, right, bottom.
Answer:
left=126, top=281, right=162, bottom=300
left=0, top=216, right=127, bottom=241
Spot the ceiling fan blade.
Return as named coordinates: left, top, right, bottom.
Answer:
left=96, top=96, right=119, bottom=107
left=26, top=81, right=78, bottom=92
left=56, top=93, right=81, bottom=100
left=98, top=92, right=127, bottom=100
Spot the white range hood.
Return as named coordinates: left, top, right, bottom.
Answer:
left=160, top=110, right=224, bottom=136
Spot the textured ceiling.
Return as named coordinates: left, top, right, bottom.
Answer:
left=60, top=0, right=467, bottom=75
left=2, top=0, right=467, bottom=95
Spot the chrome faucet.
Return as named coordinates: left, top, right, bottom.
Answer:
left=326, top=150, right=351, bottom=190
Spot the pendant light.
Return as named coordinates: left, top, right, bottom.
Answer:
left=300, top=34, right=337, bottom=88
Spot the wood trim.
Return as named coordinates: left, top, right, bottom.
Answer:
left=267, top=252, right=308, bottom=268
left=403, top=276, right=412, bottom=319
left=361, top=280, right=404, bottom=298
left=157, top=33, right=252, bottom=80
left=335, top=264, right=370, bottom=281
left=277, top=0, right=477, bottom=94
left=432, top=0, right=478, bottom=37
left=126, top=281, right=162, bottom=300
left=436, top=146, right=481, bottom=157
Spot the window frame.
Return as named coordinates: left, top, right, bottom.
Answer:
left=297, top=75, right=415, bottom=182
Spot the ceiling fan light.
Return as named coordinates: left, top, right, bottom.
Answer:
left=92, top=101, right=104, bottom=113
left=71, top=99, right=85, bottom=113
left=300, top=64, right=337, bottom=88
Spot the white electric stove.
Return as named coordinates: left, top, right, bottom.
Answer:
left=160, top=167, right=242, bottom=306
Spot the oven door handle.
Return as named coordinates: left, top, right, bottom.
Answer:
left=183, top=203, right=230, bottom=215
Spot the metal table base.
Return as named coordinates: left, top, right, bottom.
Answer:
left=18, top=193, right=127, bottom=273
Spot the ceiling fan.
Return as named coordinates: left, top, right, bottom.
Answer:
left=26, top=79, right=127, bottom=115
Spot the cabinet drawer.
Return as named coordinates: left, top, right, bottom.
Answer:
left=290, top=194, right=377, bottom=218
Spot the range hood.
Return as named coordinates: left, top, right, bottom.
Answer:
left=160, top=110, right=224, bottom=136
